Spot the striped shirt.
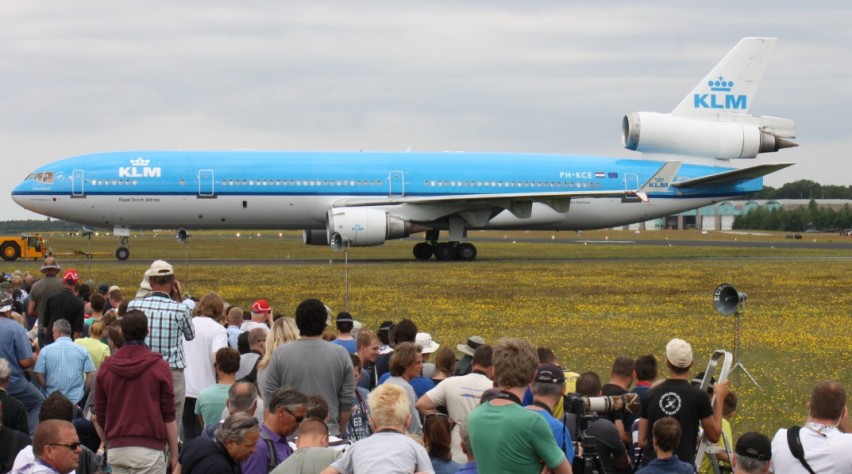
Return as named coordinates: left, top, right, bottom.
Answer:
left=33, top=336, right=95, bottom=404
left=128, top=292, right=195, bottom=370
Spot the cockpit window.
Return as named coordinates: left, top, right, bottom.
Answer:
left=34, top=172, right=55, bottom=184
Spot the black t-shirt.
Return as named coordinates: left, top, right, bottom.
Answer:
left=639, top=378, right=713, bottom=465
left=601, top=383, right=628, bottom=426
left=374, top=351, right=392, bottom=380
left=43, top=289, right=85, bottom=343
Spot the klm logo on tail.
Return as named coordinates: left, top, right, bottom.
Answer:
left=693, top=76, right=747, bottom=110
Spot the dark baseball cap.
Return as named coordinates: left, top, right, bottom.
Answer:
left=534, top=364, right=565, bottom=385
left=735, top=432, right=771, bottom=461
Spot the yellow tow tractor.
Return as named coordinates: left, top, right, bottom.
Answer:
left=0, top=234, right=50, bottom=262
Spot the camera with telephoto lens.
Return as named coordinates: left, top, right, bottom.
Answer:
left=564, top=393, right=640, bottom=474
left=563, top=392, right=640, bottom=416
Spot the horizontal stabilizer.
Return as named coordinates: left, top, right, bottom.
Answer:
left=671, top=163, right=793, bottom=189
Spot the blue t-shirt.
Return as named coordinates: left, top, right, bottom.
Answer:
left=636, top=455, right=694, bottom=474
left=331, top=338, right=356, bottom=354
left=0, top=318, right=33, bottom=384
left=525, top=406, right=575, bottom=462
left=410, top=376, right=436, bottom=399
left=431, top=455, right=461, bottom=474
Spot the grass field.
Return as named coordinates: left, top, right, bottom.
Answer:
left=11, top=229, right=852, bottom=436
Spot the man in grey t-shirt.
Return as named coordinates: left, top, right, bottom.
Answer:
left=261, top=299, right=354, bottom=436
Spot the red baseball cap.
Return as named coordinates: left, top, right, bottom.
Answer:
left=251, top=299, right=272, bottom=313
left=63, top=269, right=79, bottom=285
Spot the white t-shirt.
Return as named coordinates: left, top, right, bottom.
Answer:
left=240, top=320, right=269, bottom=334
left=183, top=317, right=228, bottom=398
left=771, top=425, right=852, bottom=474
left=424, top=372, right=493, bottom=463
left=329, top=431, right=433, bottom=474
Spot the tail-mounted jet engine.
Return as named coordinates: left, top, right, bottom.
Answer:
left=622, top=112, right=796, bottom=159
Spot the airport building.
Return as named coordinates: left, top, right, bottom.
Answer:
left=622, top=199, right=852, bottom=231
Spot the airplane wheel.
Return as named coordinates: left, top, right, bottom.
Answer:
left=413, top=242, right=433, bottom=260
left=457, top=243, right=477, bottom=261
left=0, top=242, right=21, bottom=261
left=115, top=247, right=130, bottom=261
left=434, top=243, right=455, bottom=261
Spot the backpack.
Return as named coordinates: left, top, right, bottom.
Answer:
left=259, top=430, right=279, bottom=473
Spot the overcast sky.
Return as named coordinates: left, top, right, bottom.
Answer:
left=2, top=1, right=850, bottom=220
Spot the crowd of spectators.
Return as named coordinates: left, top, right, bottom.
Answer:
left=0, top=256, right=850, bottom=474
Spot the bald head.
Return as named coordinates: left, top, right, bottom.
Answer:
left=295, top=418, right=329, bottom=449
left=227, top=381, right=259, bottom=415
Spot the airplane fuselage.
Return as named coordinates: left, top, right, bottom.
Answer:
left=12, top=150, right=758, bottom=232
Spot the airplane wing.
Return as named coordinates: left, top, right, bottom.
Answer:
left=334, top=162, right=682, bottom=221
left=670, top=163, right=793, bottom=189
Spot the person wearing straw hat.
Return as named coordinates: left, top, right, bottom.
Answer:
left=28, top=257, right=64, bottom=349
left=453, top=336, right=485, bottom=376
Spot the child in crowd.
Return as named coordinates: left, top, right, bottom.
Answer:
left=636, top=417, right=694, bottom=474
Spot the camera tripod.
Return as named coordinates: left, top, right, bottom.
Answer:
left=571, top=414, right=606, bottom=474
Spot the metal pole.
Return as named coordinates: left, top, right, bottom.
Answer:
left=184, top=240, right=190, bottom=295
left=343, top=245, right=350, bottom=312
left=87, top=233, right=93, bottom=279
left=735, top=310, right=742, bottom=387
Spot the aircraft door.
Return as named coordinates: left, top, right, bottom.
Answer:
left=623, top=172, right=639, bottom=191
left=388, top=170, right=404, bottom=196
left=71, top=169, right=85, bottom=197
left=198, top=169, right=215, bottom=197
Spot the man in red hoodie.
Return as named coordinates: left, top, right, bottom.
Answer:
left=94, top=309, right=179, bottom=474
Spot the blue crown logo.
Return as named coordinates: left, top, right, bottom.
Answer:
left=708, top=76, right=734, bottom=92
left=130, top=158, right=150, bottom=167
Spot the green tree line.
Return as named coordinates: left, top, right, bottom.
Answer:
left=750, top=179, right=852, bottom=199
left=734, top=200, right=852, bottom=232
left=0, top=219, right=81, bottom=234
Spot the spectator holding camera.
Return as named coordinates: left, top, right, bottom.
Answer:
left=573, top=371, right=631, bottom=474
left=771, top=380, right=852, bottom=473
left=127, top=260, right=195, bottom=432
left=638, top=338, right=728, bottom=467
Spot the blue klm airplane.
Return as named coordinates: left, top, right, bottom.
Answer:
left=12, top=38, right=796, bottom=261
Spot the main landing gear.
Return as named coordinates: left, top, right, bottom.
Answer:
left=115, top=236, right=130, bottom=261
left=412, top=230, right=477, bottom=261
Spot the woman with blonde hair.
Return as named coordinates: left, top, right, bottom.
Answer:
left=255, top=316, right=299, bottom=387
left=74, top=320, right=111, bottom=369
left=183, top=291, right=228, bottom=440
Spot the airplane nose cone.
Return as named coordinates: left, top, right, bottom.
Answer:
left=11, top=181, right=36, bottom=212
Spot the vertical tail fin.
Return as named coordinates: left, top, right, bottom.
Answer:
left=673, top=37, right=777, bottom=117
